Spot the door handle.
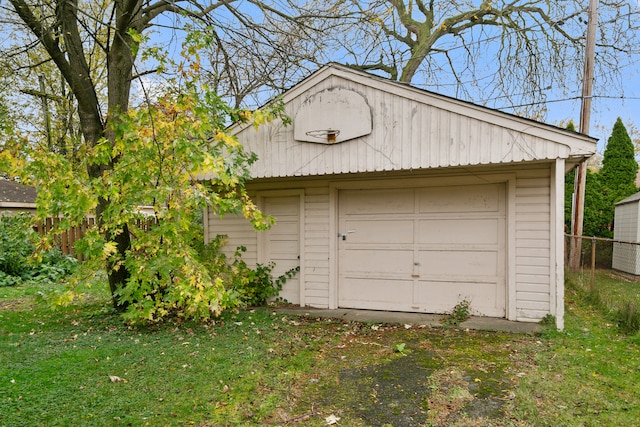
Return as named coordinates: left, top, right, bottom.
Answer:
left=338, top=230, right=356, bottom=240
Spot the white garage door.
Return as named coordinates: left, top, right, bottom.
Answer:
left=262, top=196, right=301, bottom=304
left=338, top=183, right=506, bottom=317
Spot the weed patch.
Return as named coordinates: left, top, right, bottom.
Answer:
left=568, top=270, right=640, bottom=334
left=615, top=299, right=640, bottom=334
left=442, top=298, right=472, bottom=326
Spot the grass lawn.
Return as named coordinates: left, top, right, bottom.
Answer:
left=1, top=272, right=639, bottom=426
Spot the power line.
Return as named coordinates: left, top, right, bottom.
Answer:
left=498, top=94, right=640, bottom=110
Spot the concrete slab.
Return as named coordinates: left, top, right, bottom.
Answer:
left=276, top=307, right=542, bottom=334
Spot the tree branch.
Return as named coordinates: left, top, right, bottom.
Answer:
left=347, top=60, right=399, bottom=81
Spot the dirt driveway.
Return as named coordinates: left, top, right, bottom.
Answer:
left=279, top=316, right=538, bottom=427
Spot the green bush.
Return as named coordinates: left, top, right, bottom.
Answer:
left=0, top=213, right=77, bottom=287
left=198, top=235, right=299, bottom=307
left=0, top=213, right=36, bottom=277
left=22, top=248, right=78, bottom=283
left=0, top=270, right=22, bottom=287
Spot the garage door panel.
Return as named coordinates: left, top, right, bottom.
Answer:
left=418, top=218, right=499, bottom=245
left=269, top=234, right=299, bottom=242
left=418, top=250, right=499, bottom=277
left=266, top=239, right=299, bottom=254
left=269, top=221, right=298, bottom=236
left=342, top=189, right=414, bottom=214
left=338, top=183, right=506, bottom=316
left=278, top=281, right=300, bottom=305
left=270, top=262, right=300, bottom=304
left=264, top=197, right=300, bottom=216
left=414, top=281, right=504, bottom=317
left=344, top=219, right=414, bottom=244
left=339, top=278, right=413, bottom=310
left=343, top=249, right=413, bottom=275
left=270, top=258, right=299, bottom=270
left=417, top=184, right=501, bottom=213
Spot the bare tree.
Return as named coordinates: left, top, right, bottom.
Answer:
left=202, top=20, right=328, bottom=109
left=183, top=1, right=348, bottom=109
left=329, top=0, right=640, bottom=116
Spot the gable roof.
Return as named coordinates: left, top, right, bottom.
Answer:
left=0, top=179, right=37, bottom=204
left=228, top=64, right=598, bottom=179
left=615, top=191, right=640, bottom=207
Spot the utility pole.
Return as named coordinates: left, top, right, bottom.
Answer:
left=569, top=0, right=598, bottom=271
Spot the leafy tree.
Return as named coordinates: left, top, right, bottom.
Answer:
left=0, top=0, right=317, bottom=321
left=582, top=170, right=610, bottom=238
left=600, top=118, right=638, bottom=202
left=332, top=0, right=639, bottom=116
left=578, top=118, right=638, bottom=238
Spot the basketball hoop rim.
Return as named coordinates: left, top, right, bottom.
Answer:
left=305, top=129, right=341, bottom=138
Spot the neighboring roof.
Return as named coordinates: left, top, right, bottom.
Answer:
left=217, top=64, right=598, bottom=180
left=615, top=191, right=640, bottom=207
left=0, top=179, right=37, bottom=204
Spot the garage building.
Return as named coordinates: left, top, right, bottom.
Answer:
left=204, top=64, right=596, bottom=329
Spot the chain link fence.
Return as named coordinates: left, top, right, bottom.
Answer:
left=565, top=234, right=640, bottom=277
left=565, top=234, right=640, bottom=334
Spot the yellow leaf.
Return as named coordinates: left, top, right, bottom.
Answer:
left=215, top=130, right=237, bottom=147
left=238, top=110, right=252, bottom=121
left=103, top=242, right=118, bottom=258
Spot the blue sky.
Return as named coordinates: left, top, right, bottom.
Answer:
left=7, top=0, right=636, bottom=158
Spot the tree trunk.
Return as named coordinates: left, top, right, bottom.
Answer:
left=56, top=0, right=139, bottom=310
left=97, top=1, right=139, bottom=310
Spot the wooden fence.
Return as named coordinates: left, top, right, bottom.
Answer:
left=34, top=217, right=157, bottom=260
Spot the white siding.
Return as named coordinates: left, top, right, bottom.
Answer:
left=206, top=167, right=559, bottom=321
left=206, top=207, right=258, bottom=267
left=303, top=187, right=331, bottom=307
left=239, top=79, right=572, bottom=179
left=514, top=166, right=552, bottom=321
left=612, top=202, right=640, bottom=275
left=614, top=202, right=639, bottom=241
left=217, top=66, right=596, bottom=182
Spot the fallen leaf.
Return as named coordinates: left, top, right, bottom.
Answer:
left=326, top=414, right=340, bottom=425
left=500, top=390, right=516, bottom=400
left=109, top=375, right=127, bottom=383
